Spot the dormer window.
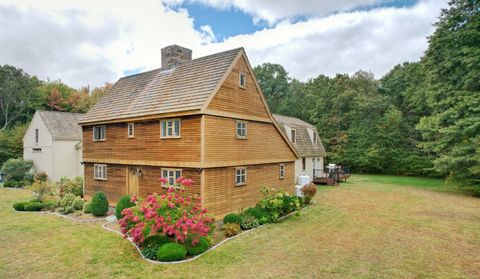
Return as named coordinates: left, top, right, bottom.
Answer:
left=313, top=131, right=317, bottom=144
left=239, top=72, right=246, bottom=88
left=291, top=129, right=296, bottom=143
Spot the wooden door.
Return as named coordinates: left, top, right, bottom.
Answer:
left=127, top=166, right=139, bottom=197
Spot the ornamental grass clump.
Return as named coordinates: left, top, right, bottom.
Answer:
left=118, top=177, right=214, bottom=253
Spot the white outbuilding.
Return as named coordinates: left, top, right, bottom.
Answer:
left=23, top=110, right=84, bottom=182
left=274, top=114, right=326, bottom=185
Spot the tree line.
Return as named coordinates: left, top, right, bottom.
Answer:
left=254, top=0, right=479, bottom=188
left=0, top=64, right=111, bottom=166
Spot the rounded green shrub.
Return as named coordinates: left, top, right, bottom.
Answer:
left=223, top=213, right=243, bottom=225
left=82, top=202, right=91, bottom=213
left=244, top=207, right=269, bottom=224
left=24, top=201, right=44, bottom=211
left=60, top=193, right=76, bottom=208
left=90, top=192, right=109, bottom=216
left=73, top=197, right=85, bottom=210
left=185, top=237, right=210, bottom=256
left=115, top=195, right=135, bottom=220
left=13, top=201, right=28, bottom=211
left=156, top=243, right=187, bottom=262
left=142, top=235, right=172, bottom=248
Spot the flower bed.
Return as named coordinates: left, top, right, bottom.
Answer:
left=115, top=178, right=317, bottom=263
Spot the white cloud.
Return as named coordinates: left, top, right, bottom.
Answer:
left=0, top=0, right=448, bottom=88
left=199, top=0, right=448, bottom=80
left=165, top=0, right=384, bottom=25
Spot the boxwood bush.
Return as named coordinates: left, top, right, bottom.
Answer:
left=184, top=237, right=210, bottom=256
left=115, top=195, right=135, bottom=220
left=13, top=201, right=28, bottom=211
left=23, top=201, right=44, bottom=211
left=90, top=192, right=109, bottom=216
left=156, top=243, right=187, bottom=262
left=223, top=213, right=242, bottom=225
left=141, top=235, right=172, bottom=260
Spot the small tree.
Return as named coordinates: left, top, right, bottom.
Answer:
left=90, top=192, right=109, bottom=216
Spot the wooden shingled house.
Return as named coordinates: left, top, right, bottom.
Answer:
left=79, top=45, right=299, bottom=218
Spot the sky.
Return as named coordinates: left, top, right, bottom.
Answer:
left=0, top=0, right=448, bottom=88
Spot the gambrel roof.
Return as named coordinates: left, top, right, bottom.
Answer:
left=80, top=48, right=243, bottom=124
left=273, top=114, right=326, bottom=157
left=37, top=110, right=84, bottom=140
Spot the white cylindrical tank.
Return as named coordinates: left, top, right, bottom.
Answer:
left=298, top=174, right=310, bottom=187
left=295, top=185, right=304, bottom=197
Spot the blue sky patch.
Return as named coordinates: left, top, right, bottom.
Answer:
left=175, top=3, right=266, bottom=41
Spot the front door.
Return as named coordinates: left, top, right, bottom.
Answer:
left=127, top=166, right=139, bottom=197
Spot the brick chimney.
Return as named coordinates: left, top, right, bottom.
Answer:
left=161, top=45, right=192, bottom=70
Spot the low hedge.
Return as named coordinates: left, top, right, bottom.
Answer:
left=13, top=201, right=28, bottom=211
left=23, top=201, right=44, bottom=211
left=156, top=243, right=187, bottom=262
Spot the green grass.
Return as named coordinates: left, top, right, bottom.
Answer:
left=1, top=175, right=480, bottom=278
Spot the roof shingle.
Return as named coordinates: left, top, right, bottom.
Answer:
left=80, top=48, right=243, bottom=124
left=273, top=114, right=326, bottom=157
left=37, top=110, right=84, bottom=140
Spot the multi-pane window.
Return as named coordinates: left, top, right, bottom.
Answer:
left=35, top=129, right=39, bottom=144
left=93, top=126, right=106, bottom=141
left=128, top=123, right=134, bottom=138
left=291, top=129, right=296, bottom=143
left=235, top=167, right=247, bottom=186
left=239, top=72, right=246, bottom=88
left=279, top=164, right=285, bottom=179
left=161, top=169, right=182, bottom=187
left=313, top=131, right=317, bottom=144
left=94, top=164, right=107, bottom=180
left=160, top=119, right=181, bottom=138
left=236, top=120, right=247, bottom=139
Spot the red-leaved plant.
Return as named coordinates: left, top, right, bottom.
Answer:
left=118, top=177, right=214, bottom=246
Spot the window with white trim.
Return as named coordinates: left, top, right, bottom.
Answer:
left=94, top=164, right=107, bottom=180
left=235, top=167, right=247, bottom=186
left=161, top=169, right=182, bottom=187
left=236, top=120, right=247, bottom=139
left=239, top=72, right=246, bottom=88
left=160, top=119, right=181, bottom=138
left=313, top=131, right=317, bottom=144
left=291, top=129, right=296, bottom=143
left=128, top=123, right=134, bottom=138
left=279, top=164, right=285, bottom=179
left=93, top=126, right=106, bottom=141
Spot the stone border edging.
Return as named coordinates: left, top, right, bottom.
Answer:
left=101, top=204, right=314, bottom=265
left=13, top=208, right=108, bottom=223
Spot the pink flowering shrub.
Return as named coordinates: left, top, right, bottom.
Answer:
left=118, top=177, right=214, bottom=246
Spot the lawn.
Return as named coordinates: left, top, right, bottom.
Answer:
left=1, top=175, right=480, bottom=278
